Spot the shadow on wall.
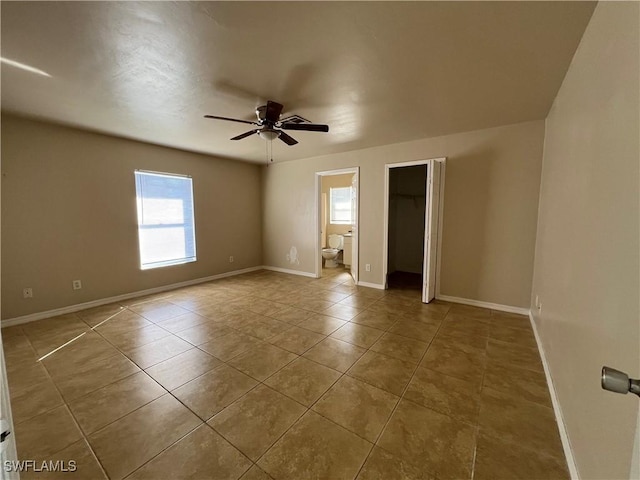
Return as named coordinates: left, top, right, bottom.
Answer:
left=440, top=148, right=494, bottom=300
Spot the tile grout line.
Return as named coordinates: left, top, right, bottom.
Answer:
left=17, top=321, right=110, bottom=480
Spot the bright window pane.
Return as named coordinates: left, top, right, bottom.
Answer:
left=330, top=187, right=352, bottom=224
left=135, top=170, right=196, bottom=270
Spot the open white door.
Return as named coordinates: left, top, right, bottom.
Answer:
left=422, top=160, right=442, bottom=303
left=350, top=172, right=359, bottom=283
left=0, top=329, right=19, bottom=480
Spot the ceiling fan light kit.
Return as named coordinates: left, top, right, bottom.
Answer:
left=204, top=100, right=329, bottom=148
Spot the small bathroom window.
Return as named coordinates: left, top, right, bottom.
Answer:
left=329, top=186, right=353, bottom=225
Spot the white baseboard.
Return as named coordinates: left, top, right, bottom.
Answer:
left=1, top=266, right=264, bottom=327
left=436, top=294, right=529, bottom=315
left=261, top=266, right=317, bottom=278
left=356, top=281, right=385, bottom=290
left=529, top=311, right=579, bottom=480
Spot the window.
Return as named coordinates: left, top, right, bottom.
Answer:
left=330, top=186, right=353, bottom=224
left=134, top=170, right=196, bottom=270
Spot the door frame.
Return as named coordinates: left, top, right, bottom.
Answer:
left=382, top=157, right=446, bottom=299
left=315, top=167, right=360, bottom=282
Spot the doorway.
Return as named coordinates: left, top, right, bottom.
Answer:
left=315, top=168, right=359, bottom=282
left=383, top=158, right=445, bottom=302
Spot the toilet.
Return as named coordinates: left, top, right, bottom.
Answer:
left=322, top=234, right=344, bottom=268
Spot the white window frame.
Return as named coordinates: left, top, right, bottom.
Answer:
left=329, top=186, right=353, bottom=225
left=134, top=170, right=197, bottom=270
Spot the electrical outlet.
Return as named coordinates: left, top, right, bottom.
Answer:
left=365, top=264, right=371, bottom=272
left=72, top=280, right=82, bottom=290
left=229, top=256, right=234, bottom=263
left=23, top=288, right=33, bottom=299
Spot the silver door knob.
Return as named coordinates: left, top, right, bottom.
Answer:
left=601, top=366, right=640, bottom=397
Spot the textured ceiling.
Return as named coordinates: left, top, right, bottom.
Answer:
left=1, top=1, right=595, bottom=163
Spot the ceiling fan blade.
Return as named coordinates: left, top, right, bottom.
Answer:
left=204, top=115, right=258, bottom=126
left=230, top=130, right=258, bottom=141
left=280, top=123, right=329, bottom=133
left=278, top=131, right=298, bottom=146
left=265, top=101, right=284, bottom=123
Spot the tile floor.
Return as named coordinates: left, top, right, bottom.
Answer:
left=2, top=268, right=569, bottom=479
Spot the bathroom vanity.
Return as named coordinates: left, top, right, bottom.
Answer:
left=343, top=233, right=352, bottom=267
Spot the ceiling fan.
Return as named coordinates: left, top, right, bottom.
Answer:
left=204, top=100, right=329, bottom=146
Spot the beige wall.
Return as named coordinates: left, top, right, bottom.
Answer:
left=321, top=174, right=354, bottom=242
left=531, top=3, right=640, bottom=479
left=262, top=120, right=544, bottom=308
left=1, top=115, right=263, bottom=320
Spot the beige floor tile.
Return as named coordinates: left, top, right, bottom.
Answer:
left=268, top=306, right=314, bottom=325
left=233, top=317, right=292, bottom=341
left=350, top=310, right=398, bottom=330
left=430, top=331, right=488, bottom=353
left=313, top=376, right=398, bottom=442
left=209, top=385, right=306, bottom=461
left=447, top=304, right=492, bottom=320
left=41, top=331, right=120, bottom=376
left=155, top=311, right=213, bottom=333
left=198, top=331, right=263, bottom=361
left=93, top=310, right=152, bottom=335
left=128, top=301, right=191, bottom=323
left=387, top=319, right=438, bottom=343
left=404, top=367, right=480, bottom=425
left=240, top=465, right=273, bottom=480
left=474, top=433, right=569, bottom=480
left=28, top=327, right=91, bottom=358
left=490, top=310, right=532, bottom=329
left=10, top=376, right=64, bottom=424
left=145, top=348, right=223, bottom=390
left=488, top=323, right=538, bottom=348
left=68, top=371, right=165, bottom=434
left=356, top=446, right=434, bottom=480
left=486, top=338, right=544, bottom=373
left=128, top=424, right=252, bottom=480
left=377, top=399, right=475, bottom=480
left=228, top=343, right=297, bottom=381
left=123, top=335, right=193, bottom=369
left=49, top=352, right=141, bottom=401
left=297, top=314, right=346, bottom=335
left=99, top=324, right=172, bottom=351
left=348, top=351, right=415, bottom=396
left=19, top=439, right=107, bottom=480
left=336, top=294, right=380, bottom=310
left=478, top=387, right=564, bottom=460
left=440, top=316, right=491, bottom=337
left=420, top=343, right=486, bottom=388
left=174, top=322, right=235, bottom=346
left=370, top=332, right=428, bottom=364
left=245, top=299, right=288, bottom=317
left=15, top=405, right=83, bottom=459
left=88, top=394, right=201, bottom=480
left=267, top=326, right=325, bottom=354
left=264, top=357, right=341, bottom=406
left=258, top=410, right=372, bottom=480
left=292, top=298, right=336, bottom=313
left=172, top=364, right=258, bottom=421
left=482, top=362, right=551, bottom=407
left=7, top=361, right=52, bottom=394
left=303, top=337, right=366, bottom=373
left=322, top=304, right=362, bottom=321
left=330, top=323, right=384, bottom=348
left=76, top=303, right=126, bottom=327
left=3, top=333, right=38, bottom=367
